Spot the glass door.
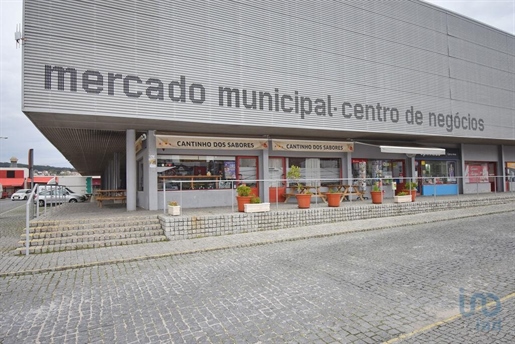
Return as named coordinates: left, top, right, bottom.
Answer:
left=268, top=157, right=285, bottom=202
left=237, top=157, right=259, bottom=196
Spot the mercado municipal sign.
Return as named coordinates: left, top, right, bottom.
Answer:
left=156, top=135, right=268, bottom=150
left=272, top=140, right=354, bottom=152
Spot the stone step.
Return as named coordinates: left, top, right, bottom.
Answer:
left=29, top=215, right=160, bottom=228
left=15, top=235, right=169, bottom=254
left=20, top=225, right=162, bottom=241
left=19, top=230, right=166, bottom=247
left=23, top=224, right=162, bottom=239
left=28, top=219, right=161, bottom=233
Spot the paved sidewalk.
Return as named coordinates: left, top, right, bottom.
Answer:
left=1, top=202, right=513, bottom=277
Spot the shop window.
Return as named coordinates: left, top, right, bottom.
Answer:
left=464, top=162, right=491, bottom=184
left=157, top=155, right=236, bottom=190
left=268, top=158, right=284, bottom=187
left=238, top=157, right=258, bottom=187
left=421, top=161, right=457, bottom=185
left=287, top=158, right=340, bottom=186
left=352, top=159, right=404, bottom=185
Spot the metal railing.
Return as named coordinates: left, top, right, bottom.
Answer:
left=24, top=184, right=39, bottom=256
left=160, top=174, right=514, bottom=212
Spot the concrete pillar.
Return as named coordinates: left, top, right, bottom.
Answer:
left=126, top=129, right=137, bottom=211
left=499, top=145, right=505, bottom=192
left=147, top=130, right=158, bottom=210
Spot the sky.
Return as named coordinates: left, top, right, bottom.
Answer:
left=0, top=0, right=514, bottom=168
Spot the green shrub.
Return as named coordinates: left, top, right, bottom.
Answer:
left=236, top=184, right=252, bottom=197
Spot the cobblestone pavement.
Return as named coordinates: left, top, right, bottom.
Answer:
left=0, top=211, right=513, bottom=343
left=1, top=202, right=513, bottom=277
left=0, top=202, right=25, bottom=255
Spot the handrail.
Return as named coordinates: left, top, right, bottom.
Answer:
left=24, top=183, right=39, bottom=256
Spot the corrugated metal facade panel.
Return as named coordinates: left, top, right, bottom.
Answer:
left=23, top=0, right=515, bottom=141
left=447, top=13, right=510, bottom=54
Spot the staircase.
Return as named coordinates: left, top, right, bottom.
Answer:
left=16, top=215, right=168, bottom=254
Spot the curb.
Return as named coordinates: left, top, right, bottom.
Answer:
left=1, top=207, right=513, bottom=278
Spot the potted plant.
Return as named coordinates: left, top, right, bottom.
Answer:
left=236, top=184, right=253, bottom=212
left=244, top=196, right=270, bottom=213
left=403, top=181, right=418, bottom=202
left=370, top=184, right=383, bottom=204
left=394, top=191, right=412, bottom=203
left=167, top=201, right=181, bottom=215
left=326, top=188, right=342, bottom=207
left=287, top=165, right=312, bottom=208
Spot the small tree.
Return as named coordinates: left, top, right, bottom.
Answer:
left=287, top=165, right=302, bottom=192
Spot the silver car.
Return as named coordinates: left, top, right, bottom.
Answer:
left=35, top=189, right=85, bottom=207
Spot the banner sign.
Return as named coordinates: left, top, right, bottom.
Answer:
left=272, top=140, right=353, bottom=152
left=156, top=135, right=268, bottom=150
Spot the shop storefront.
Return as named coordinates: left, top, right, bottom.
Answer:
left=464, top=161, right=497, bottom=193
left=150, top=135, right=267, bottom=208
left=268, top=140, right=353, bottom=202
left=351, top=159, right=406, bottom=198
left=147, top=136, right=354, bottom=208
left=416, top=150, right=460, bottom=196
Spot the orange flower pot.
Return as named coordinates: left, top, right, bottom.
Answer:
left=370, top=191, right=383, bottom=204
left=326, top=193, right=342, bottom=207
left=295, top=194, right=312, bottom=209
left=236, top=196, right=252, bottom=212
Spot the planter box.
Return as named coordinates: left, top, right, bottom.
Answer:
left=394, top=195, right=412, bottom=203
left=167, top=205, right=181, bottom=215
left=244, top=202, right=270, bottom=213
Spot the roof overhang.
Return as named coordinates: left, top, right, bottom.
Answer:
left=379, top=145, right=446, bottom=156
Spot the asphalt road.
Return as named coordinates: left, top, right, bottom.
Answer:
left=0, top=198, right=26, bottom=215
left=0, top=211, right=513, bottom=343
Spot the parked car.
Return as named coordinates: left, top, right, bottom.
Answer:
left=11, top=189, right=32, bottom=201
left=35, top=188, right=86, bottom=207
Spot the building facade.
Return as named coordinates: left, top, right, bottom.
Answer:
left=21, top=0, right=515, bottom=210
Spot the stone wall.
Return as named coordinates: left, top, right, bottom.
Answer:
left=159, top=196, right=515, bottom=240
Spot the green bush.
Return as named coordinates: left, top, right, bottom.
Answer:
left=236, top=184, right=252, bottom=197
